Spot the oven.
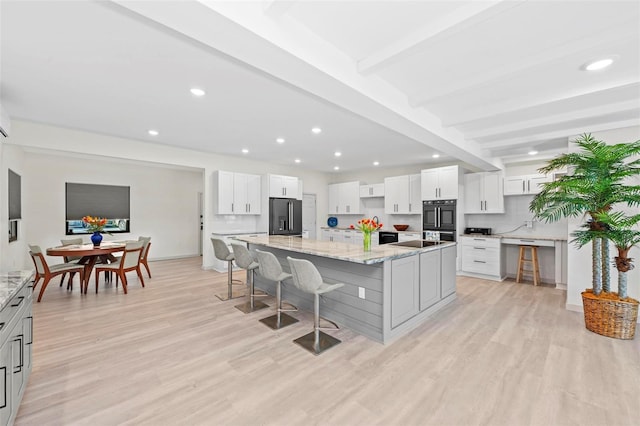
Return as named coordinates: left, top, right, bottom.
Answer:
left=379, top=231, right=399, bottom=245
left=423, top=199, right=456, bottom=242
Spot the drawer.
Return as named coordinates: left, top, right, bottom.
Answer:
left=0, top=283, right=31, bottom=344
left=461, top=245, right=500, bottom=261
left=501, top=237, right=555, bottom=247
left=459, top=236, right=501, bottom=248
left=461, top=256, right=501, bottom=276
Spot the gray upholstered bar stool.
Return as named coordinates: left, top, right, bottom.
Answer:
left=287, top=256, right=344, bottom=355
left=211, top=238, right=244, bottom=301
left=230, top=243, right=269, bottom=314
left=255, top=249, right=299, bottom=329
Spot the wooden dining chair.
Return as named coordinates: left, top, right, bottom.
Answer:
left=59, top=237, right=83, bottom=288
left=94, top=241, right=145, bottom=294
left=138, top=236, right=152, bottom=278
left=29, top=244, right=86, bottom=302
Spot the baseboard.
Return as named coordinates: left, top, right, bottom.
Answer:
left=148, top=254, right=201, bottom=262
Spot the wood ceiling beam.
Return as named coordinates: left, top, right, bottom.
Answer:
left=357, top=0, right=523, bottom=75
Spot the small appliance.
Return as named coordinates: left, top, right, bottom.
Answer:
left=464, top=227, right=492, bottom=235
left=378, top=231, right=399, bottom=245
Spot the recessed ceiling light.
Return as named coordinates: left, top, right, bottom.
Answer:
left=294, top=158, right=301, bottom=163
left=582, top=57, right=615, bottom=71
left=190, top=88, right=206, bottom=97
left=148, top=130, right=159, bottom=136
left=241, top=148, right=249, bottom=154
left=432, top=154, right=440, bottom=158
left=311, top=127, right=322, bottom=134
left=333, top=166, right=339, bottom=171
left=276, top=138, right=285, bottom=144
left=528, top=150, right=538, bottom=155
left=373, top=161, right=380, bottom=166
left=334, top=151, right=342, bottom=157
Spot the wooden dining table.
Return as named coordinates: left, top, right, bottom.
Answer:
left=46, top=242, right=126, bottom=292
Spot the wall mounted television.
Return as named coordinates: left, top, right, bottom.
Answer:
left=65, top=183, right=130, bottom=235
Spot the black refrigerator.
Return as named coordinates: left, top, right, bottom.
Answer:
left=269, top=198, right=302, bottom=235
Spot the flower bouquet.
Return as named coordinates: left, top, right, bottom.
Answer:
left=83, top=215, right=108, bottom=246
left=350, top=218, right=383, bottom=251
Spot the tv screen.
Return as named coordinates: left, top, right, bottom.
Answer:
left=65, top=183, right=130, bottom=234
left=8, top=169, right=21, bottom=220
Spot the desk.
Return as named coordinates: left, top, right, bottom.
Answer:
left=46, top=242, right=125, bottom=292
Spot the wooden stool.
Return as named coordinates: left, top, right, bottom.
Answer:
left=517, top=245, right=540, bottom=286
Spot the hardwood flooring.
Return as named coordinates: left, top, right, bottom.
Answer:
left=16, top=257, right=640, bottom=425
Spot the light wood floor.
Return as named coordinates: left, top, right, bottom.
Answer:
left=16, top=257, right=640, bottom=426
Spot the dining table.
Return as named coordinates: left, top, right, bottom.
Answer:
left=46, top=242, right=126, bottom=292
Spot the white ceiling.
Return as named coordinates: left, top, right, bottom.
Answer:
left=2, top=0, right=639, bottom=173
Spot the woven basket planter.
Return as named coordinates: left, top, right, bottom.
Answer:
left=582, top=292, right=638, bottom=339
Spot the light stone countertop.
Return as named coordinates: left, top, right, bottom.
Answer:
left=211, top=230, right=268, bottom=236
left=460, top=234, right=567, bottom=241
left=321, top=227, right=422, bottom=234
left=234, top=235, right=455, bottom=265
left=0, top=270, right=34, bottom=310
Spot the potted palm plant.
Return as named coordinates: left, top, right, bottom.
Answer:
left=530, top=133, right=640, bottom=338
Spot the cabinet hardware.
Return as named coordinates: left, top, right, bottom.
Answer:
left=0, top=367, right=5, bottom=409
left=0, top=323, right=4, bottom=332
left=473, top=247, right=486, bottom=250
left=231, top=203, right=234, bottom=213
left=528, top=180, right=530, bottom=192
left=473, top=260, right=486, bottom=263
left=11, top=296, right=24, bottom=308
left=12, top=335, right=23, bottom=374
left=473, top=238, right=486, bottom=241
left=522, top=181, right=525, bottom=193
left=27, top=316, right=33, bottom=345
left=520, top=239, right=536, bottom=243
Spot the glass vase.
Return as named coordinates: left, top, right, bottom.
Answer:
left=363, top=232, right=371, bottom=252
left=91, top=231, right=103, bottom=247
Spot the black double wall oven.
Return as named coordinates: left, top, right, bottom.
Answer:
left=423, top=199, right=457, bottom=242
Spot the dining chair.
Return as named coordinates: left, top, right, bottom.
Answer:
left=29, top=244, right=86, bottom=302
left=59, top=237, right=83, bottom=288
left=93, top=241, right=145, bottom=294
left=138, top=236, right=152, bottom=278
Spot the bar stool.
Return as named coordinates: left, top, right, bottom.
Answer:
left=517, top=245, right=540, bottom=286
left=287, top=256, right=344, bottom=355
left=255, top=250, right=299, bottom=329
left=211, top=238, right=244, bottom=301
left=230, top=243, right=269, bottom=314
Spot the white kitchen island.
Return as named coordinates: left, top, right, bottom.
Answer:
left=234, top=235, right=457, bottom=344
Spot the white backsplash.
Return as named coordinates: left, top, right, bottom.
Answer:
left=328, top=198, right=422, bottom=232
left=465, top=195, right=567, bottom=238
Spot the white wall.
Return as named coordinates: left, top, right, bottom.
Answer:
left=566, top=126, right=640, bottom=312
left=4, top=120, right=331, bottom=270
left=0, top=143, right=26, bottom=270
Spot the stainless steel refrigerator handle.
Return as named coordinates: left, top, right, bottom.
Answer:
left=289, top=202, right=294, bottom=230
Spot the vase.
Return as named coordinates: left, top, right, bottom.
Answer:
left=91, top=232, right=103, bottom=247
left=363, top=232, right=371, bottom=252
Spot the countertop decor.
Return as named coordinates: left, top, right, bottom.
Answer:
left=350, top=218, right=383, bottom=251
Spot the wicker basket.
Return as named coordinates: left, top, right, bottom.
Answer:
left=582, top=292, right=638, bottom=339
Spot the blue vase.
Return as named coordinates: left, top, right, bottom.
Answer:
left=91, top=232, right=103, bottom=247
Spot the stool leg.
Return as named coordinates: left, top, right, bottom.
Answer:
left=259, top=279, right=298, bottom=329
left=293, top=293, right=342, bottom=356
left=234, top=270, right=269, bottom=314
left=215, top=260, right=244, bottom=301
left=532, top=247, right=540, bottom=286
left=517, top=246, right=524, bottom=283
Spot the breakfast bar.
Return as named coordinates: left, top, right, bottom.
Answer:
left=234, top=235, right=457, bottom=344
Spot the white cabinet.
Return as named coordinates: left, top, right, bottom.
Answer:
left=459, top=236, right=505, bottom=280
left=359, top=183, right=384, bottom=198
left=214, top=171, right=261, bottom=215
left=321, top=228, right=331, bottom=241
left=421, top=166, right=459, bottom=200
left=269, top=174, right=299, bottom=198
left=391, top=255, right=420, bottom=328
left=463, top=171, right=504, bottom=214
left=328, top=181, right=361, bottom=214
left=384, top=174, right=421, bottom=214
left=503, top=174, right=552, bottom=196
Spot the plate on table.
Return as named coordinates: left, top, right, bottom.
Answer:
left=327, top=217, right=338, bottom=227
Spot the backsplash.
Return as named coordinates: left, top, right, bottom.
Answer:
left=465, top=195, right=567, bottom=238
left=328, top=198, right=422, bottom=231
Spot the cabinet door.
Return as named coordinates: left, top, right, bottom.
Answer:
left=420, top=250, right=441, bottom=310
left=527, top=174, right=552, bottom=194
left=503, top=176, right=526, bottom=195
left=10, top=324, right=23, bottom=416
left=328, top=184, right=340, bottom=214
left=391, top=256, right=420, bottom=328
left=216, top=171, right=235, bottom=214
left=385, top=176, right=409, bottom=214
left=245, top=174, right=261, bottom=214
left=360, top=185, right=373, bottom=198
left=483, top=172, right=504, bottom=213
left=438, top=166, right=459, bottom=199
left=339, top=181, right=360, bottom=214
left=268, top=175, right=283, bottom=197
left=342, top=231, right=354, bottom=245
left=283, top=176, right=298, bottom=198
left=463, top=173, right=483, bottom=214
left=0, top=340, right=11, bottom=426
left=421, top=169, right=440, bottom=201
left=409, top=174, right=421, bottom=213
left=330, top=229, right=343, bottom=242
left=233, top=173, right=249, bottom=214
left=441, top=245, right=457, bottom=298
left=321, top=229, right=331, bottom=241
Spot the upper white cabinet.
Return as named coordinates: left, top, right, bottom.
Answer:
left=421, top=165, right=459, bottom=200
left=328, top=181, right=361, bottom=214
left=463, top=171, right=504, bottom=214
left=268, top=174, right=299, bottom=198
left=384, top=174, right=421, bottom=214
left=503, top=174, right=552, bottom=196
left=360, top=183, right=384, bottom=198
left=214, top=171, right=261, bottom=215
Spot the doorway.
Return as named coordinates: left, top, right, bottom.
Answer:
left=302, top=193, right=317, bottom=240
left=198, top=192, right=203, bottom=256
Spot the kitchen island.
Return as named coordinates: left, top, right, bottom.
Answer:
left=234, top=235, right=457, bottom=344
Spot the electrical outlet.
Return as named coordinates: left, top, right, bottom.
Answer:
left=525, top=220, right=533, bottom=228
left=358, top=287, right=365, bottom=299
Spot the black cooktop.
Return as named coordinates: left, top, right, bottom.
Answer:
left=392, top=240, right=443, bottom=248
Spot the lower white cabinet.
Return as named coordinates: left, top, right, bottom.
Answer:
left=419, top=249, right=441, bottom=310
left=0, top=278, right=33, bottom=426
left=459, top=236, right=505, bottom=280
left=391, top=256, right=420, bottom=328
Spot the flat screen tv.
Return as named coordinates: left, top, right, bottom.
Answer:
left=65, top=183, right=130, bottom=235
left=8, top=169, right=21, bottom=220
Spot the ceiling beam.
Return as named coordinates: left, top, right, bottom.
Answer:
left=409, top=26, right=639, bottom=107
left=466, top=100, right=640, bottom=141
left=357, top=0, right=524, bottom=75
left=479, top=118, right=640, bottom=150
left=442, top=80, right=640, bottom=127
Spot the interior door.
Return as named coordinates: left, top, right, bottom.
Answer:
left=302, top=193, right=316, bottom=239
